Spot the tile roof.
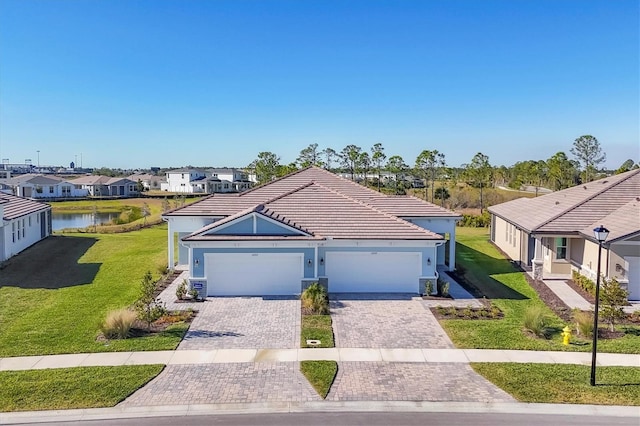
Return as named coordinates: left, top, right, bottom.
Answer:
left=69, top=176, right=134, bottom=185
left=489, top=169, right=640, bottom=238
left=184, top=182, right=443, bottom=241
left=165, top=166, right=460, bottom=219
left=579, top=199, right=640, bottom=244
left=5, top=174, right=66, bottom=185
left=0, top=193, right=50, bottom=220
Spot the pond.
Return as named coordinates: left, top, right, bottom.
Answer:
left=52, top=212, right=120, bottom=231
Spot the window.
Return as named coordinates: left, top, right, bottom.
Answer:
left=29, top=216, right=32, bottom=227
left=12, top=222, right=15, bottom=242
left=555, top=237, right=568, bottom=260
left=512, top=226, right=517, bottom=248
left=49, top=186, right=54, bottom=193
left=22, top=219, right=25, bottom=238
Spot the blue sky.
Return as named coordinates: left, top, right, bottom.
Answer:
left=0, top=0, right=638, bottom=170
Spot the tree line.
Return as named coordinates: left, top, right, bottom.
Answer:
left=247, top=135, right=638, bottom=211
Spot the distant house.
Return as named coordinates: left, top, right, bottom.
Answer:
left=161, top=168, right=252, bottom=194
left=1, top=174, right=88, bottom=199
left=69, top=176, right=139, bottom=197
left=488, top=169, right=640, bottom=301
left=128, top=173, right=165, bottom=191
left=0, top=193, right=52, bottom=262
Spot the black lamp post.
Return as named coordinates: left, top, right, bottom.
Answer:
left=590, top=224, right=609, bottom=386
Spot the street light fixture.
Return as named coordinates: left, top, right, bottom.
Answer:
left=590, top=224, right=609, bottom=386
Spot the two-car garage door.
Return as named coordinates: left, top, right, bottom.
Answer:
left=326, top=252, right=421, bottom=293
left=206, top=253, right=303, bottom=296
left=205, top=251, right=422, bottom=296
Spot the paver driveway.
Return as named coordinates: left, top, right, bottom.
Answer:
left=178, top=297, right=300, bottom=350
left=327, top=362, right=514, bottom=402
left=330, top=294, right=454, bottom=349
left=123, top=363, right=320, bottom=406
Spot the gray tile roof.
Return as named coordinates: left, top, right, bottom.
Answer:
left=579, top=199, right=640, bottom=243
left=0, top=193, right=50, bottom=220
left=489, top=169, right=640, bottom=238
left=184, top=182, right=443, bottom=241
left=6, top=174, right=65, bottom=185
left=166, top=166, right=460, bottom=219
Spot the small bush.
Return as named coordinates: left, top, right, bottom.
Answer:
left=134, top=271, right=167, bottom=331
left=425, top=280, right=434, bottom=295
left=302, top=283, right=329, bottom=315
left=600, top=276, right=627, bottom=331
left=188, top=287, right=200, bottom=301
left=437, top=280, right=450, bottom=297
left=573, top=309, right=594, bottom=338
left=572, top=270, right=595, bottom=296
left=457, top=212, right=490, bottom=227
left=176, top=280, right=187, bottom=300
left=100, top=309, right=137, bottom=339
left=523, top=305, right=551, bottom=338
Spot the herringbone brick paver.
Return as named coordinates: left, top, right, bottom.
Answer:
left=326, top=362, right=514, bottom=402
left=122, top=363, right=320, bottom=406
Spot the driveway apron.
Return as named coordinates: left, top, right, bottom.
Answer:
left=122, top=363, right=320, bottom=406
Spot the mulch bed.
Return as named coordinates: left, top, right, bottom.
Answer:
left=522, top=274, right=574, bottom=323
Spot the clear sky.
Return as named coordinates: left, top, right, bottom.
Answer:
left=0, top=0, right=638, bottom=170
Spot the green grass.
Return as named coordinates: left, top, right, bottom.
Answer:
left=0, top=365, right=163, bottom=412
left=300, top=361, right=338, bottom=399
left=301, top=315, right=335, bottom=348
left=442, top=227, right=640, bottom=353
left=0, top=225, right=189, bottom=357
left=472, top=363, right=640, bottom=405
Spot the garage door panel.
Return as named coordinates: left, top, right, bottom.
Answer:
left=206, top=253, right=303, bottom=296
left=326, top=252, right=421, bottom=293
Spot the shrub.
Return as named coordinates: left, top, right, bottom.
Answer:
left=572, top=309, right=594, bottom=338
left=523, top=305, right=551, bottom=338
left=572, top=270, right=595, bottom=296
left=457, top=212, right=490, bottom=227
left=134, top=271, right=167, bottom=331
left=301, top=283, right=329, bottom=315
left=425, top=280, right=434, bottom=295
left=176, top=279, right=187, bottom=300
left=437, top=279, right=450, bottom=297
left=600, top=276, right=627, bottom=331
left=189, top=287, right=200, bottom=301
left=100, top=309, right=137, bottom=339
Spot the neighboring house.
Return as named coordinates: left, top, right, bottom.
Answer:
left=488, top=169, right=640, bottom=301
left=162, top=166, right=461, bottom=297
left=0, top=193, right=52, bottom=262
left=161, top=168, right=252, bottom=193
left=128, top=173, right=166, bottom=191
left=1, top=174, right=88, bottom=199
left=207, top=168, right=252, bottom=192
left=160, top=169, right=208, bottom=193
left=69, top=176, right=140, bottom=197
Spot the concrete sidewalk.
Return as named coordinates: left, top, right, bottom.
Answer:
left=1, top=348, right=638, bottom=371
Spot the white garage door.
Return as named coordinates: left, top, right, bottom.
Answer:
left=626, top=257, right=640, bottom=301
left=206, top=253, right=303, bottom=296
left=326, top=252, right=421, bottom=293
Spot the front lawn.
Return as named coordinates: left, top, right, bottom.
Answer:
left=472, top=363, right=640, bottom=405
left=301, top=315, right=335, bottom=348
left=300, top=361, right=338, bottom=399
left=0, top=365, right=163, bottom=412
left=0, top=225, right=188, bottom=357
left=441, top=227, right=640, bottom=353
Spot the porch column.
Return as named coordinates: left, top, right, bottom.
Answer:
left=448, top=224, right=456, bottom=271
left=532, top=237, right=543, bottom=280
left=167, top=220, right=175, bottom=270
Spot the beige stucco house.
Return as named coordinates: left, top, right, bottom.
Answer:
left=488, top=169, right=640, bottom=301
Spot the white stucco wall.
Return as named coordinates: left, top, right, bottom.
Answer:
left=2, top=210, right=49, bottom=261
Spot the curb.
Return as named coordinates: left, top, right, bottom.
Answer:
left=2, top=401, right=639, bottom=424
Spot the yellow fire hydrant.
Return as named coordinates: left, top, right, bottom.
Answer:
left=562, top=325, right=572, bottom=345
